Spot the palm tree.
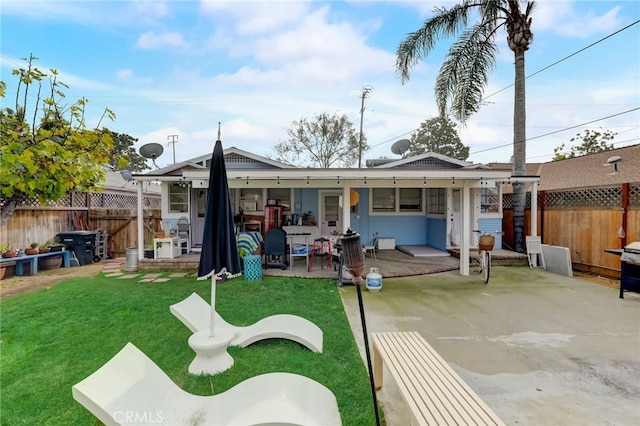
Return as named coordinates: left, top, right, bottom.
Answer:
left=396, top=0, right=535, bottom=253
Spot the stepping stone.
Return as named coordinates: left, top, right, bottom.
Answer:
left=118, top=274, right=139, bottom=279
left=153, top=278, right=171, bottom=283
left=105, top=272, right=124, bottom=277
left=169, top=272, right=188, bottom=278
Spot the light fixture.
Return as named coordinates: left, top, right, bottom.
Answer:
left=452, top=177, right=456, bottom=186
left=306, top=176, right=309, bottom=186
left=393, top=177, right=396, bottom=185
left=364, top=177, right=367, bottom=185
left=423, top=177, right=426, bottom=187
left=246, top=177, right=249, bottom=185
left=337, top=177, right=340, bottom=185
left=277, top=176, right=280, bottom=186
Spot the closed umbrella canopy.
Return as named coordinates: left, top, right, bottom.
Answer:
left=197, top=138, right=241, bottom=336
left=197, top=139, right=241, bottom=281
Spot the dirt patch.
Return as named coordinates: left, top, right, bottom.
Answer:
left=0, top=263, right=105, bottom=300
left=573, top=271, right=620, bottom=290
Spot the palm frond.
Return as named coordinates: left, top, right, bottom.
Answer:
left=396, top=3, right=474, bottom=83
left=435, top=23, right=499, bottom=122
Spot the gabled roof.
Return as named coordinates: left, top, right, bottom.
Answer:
left=486, top=162, right=544, bottom=175
left=537, top=144, right=640, bottom=191
left=139, top=145, right=292, bottom=177
left=374, top=152, right=472, bottom=169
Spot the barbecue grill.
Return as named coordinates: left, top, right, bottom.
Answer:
left=606, top=242, right=640, bottom=299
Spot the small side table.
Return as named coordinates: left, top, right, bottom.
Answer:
left=154, top=237, right=181, bottom=259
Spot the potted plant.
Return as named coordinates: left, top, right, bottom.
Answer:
left=25, top=242, right=40, bottom=255
left=1, top=244, right=18, bottom=258
left=48, top=237, right=65, bottom=252
left=39, top=242, right=52, bottom=254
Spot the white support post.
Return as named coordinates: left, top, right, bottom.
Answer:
left=343, top=182, right=351, bottom=233
left=530, top=181, right=538, bottom=267
left=137, top=181, right=144, bottom=261
left=459, top=181, right=470, bottom=276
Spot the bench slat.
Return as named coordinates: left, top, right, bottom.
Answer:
left=372, top=331, right=504, bottom=426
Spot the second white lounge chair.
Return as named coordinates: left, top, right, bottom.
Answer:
left=72, top=342, right=342, bottom=426
left=170, top=292, right=323, bottom=353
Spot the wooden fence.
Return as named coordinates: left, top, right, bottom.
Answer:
left=0, top=191, right=161, bottom=258
left=503, top=182, right=640, bottom=278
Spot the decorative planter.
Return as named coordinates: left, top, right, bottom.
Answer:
left=2, top=251, right=17, bottom=258
left=39, top=247, right=52, bottom=254
left=49, top=246, right=64, bottom=252
left=0, top=267, right=6, bottom=280
left=25, top=248, right=40, bottom=255
left=39, top=255, right=63, bottom=270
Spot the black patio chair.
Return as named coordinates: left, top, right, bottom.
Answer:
left=263, top=228, right=288, bottom=270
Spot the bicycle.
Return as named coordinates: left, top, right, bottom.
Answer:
left=472, top=230, right=503, bottom=284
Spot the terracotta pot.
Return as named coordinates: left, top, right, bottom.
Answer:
left=2, top=251, right=17, bottom=258
left=0, top=267, right=6, bottom=280
left=39, top=247, right=52, bottom=254
left=156, top=232, right=166, bottom=238
left=25, top=248, right=40, bottom=255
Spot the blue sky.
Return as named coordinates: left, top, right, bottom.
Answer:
left=2, top=0, right=639, bottom=169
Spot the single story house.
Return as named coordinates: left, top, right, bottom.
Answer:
left=132, top=146, right=540, bottom=275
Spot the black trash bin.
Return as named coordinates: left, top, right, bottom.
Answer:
left=56, top=231, right=97, bottom=266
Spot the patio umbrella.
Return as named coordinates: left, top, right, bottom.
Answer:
left=197, top=136, right=242, bottom=337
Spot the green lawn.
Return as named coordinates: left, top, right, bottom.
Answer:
left=0, top=272, right=380, bottom=425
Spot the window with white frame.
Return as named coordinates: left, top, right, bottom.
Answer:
left=399, top=188, right=422, bottom=212
left=481, top=187, right=499, bottom=213
left=372, top=188, right=395, bottom=212
left=267, top=188, right=291, bottom=212
left=169, top=183, right=189, bottom=213
left=370, top=187, right=425, bottom=213
left=427, top=188, right=445, bottom=214
left=240, top=188, right=262, bottom=212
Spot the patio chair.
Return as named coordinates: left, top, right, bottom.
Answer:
left=170, top=292, right=323, bottom=353
left=363, top=232, right=378, bottom=261
left=72, top=342, right=341, bottom=426
left=263, top=228, right=288, bottom=269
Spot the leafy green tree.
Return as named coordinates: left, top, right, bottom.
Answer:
left=108, top=131, right=149, bottom=172
left=552, top=129, right=616, bottom=161
left=396, top=0, right=536, bottom=252
left=0, top=55, right=115, bottom=226
left=272, top=112, right=367, bottom=168
left=405, top=117, right=469, bottom=160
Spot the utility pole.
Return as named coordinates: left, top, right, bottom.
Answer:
left=167, top=134, right=179, bottom=164
left=358, top=86, right=373, bottom=168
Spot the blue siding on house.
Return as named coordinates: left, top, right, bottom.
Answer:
left=477, top=217, right=503, bottom=249
left=426, top=217, right=447, bottom=250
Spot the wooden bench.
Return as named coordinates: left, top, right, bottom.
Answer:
left=0, top=250, right=71, bottom=276
left=371, top=331, right=505, bottom=426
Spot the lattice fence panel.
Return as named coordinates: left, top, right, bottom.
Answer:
left=545, top=186, right=621, bottom=208
left=630, top=184, right=640, bottom=207
left=502, top=192, right=538, bottom=210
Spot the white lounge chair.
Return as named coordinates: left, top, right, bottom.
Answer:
left=72, top=342, right=342, bottom=426
left=170, top=292, right=323, bottom=353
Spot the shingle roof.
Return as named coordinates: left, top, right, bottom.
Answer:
left=537, top=144, right=640, bottom=191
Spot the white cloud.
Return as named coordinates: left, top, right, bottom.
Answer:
left=135, top=31, right=190, bottom=50
left=535, top=2, right=622, bottom=38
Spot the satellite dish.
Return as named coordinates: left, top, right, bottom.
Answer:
left=120, top=170, right=133, bottom=182
left=391, top=139, right=410, bottom=156
left=139, top=143, right=164, bottom=168
left=604, top=155, right=622, bottom=173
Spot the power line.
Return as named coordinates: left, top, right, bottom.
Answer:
left=469, top=107, right=640, bottom=155
left=482, top=19, right=640, bottom=101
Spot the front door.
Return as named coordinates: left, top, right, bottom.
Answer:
left=319, top=191, right=342, bottom=235
left=192, top=188, right=207, bottom=247
left=450, top=189, right=461, bottom=247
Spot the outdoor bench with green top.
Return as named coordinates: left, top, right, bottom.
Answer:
left=0, top=250, right=71, bottom=276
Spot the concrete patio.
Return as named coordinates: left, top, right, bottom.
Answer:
left=339, top=266, right=640, bottom=425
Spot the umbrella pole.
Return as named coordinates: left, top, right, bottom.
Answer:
left=209, top=275, right=216, bottom=337
left=356, top=282, right=381, bottom=426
